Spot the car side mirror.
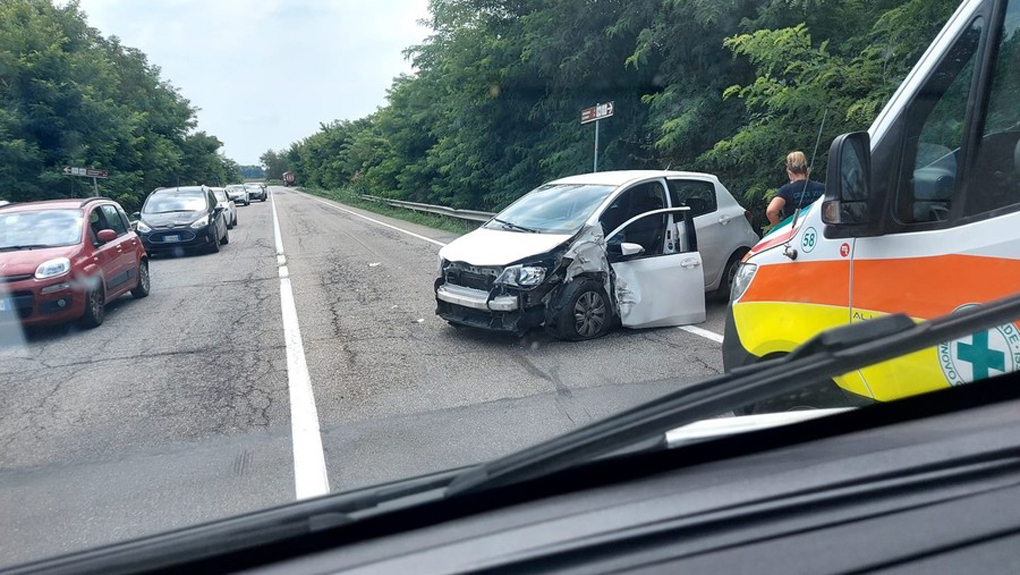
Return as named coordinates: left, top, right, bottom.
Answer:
left=97, top=229, right=117, bottom=243
left=620, top=242, right=645, bottom=257
left=822, top=131, right=872, bottom=227
left=132, top=211, right=141, bottom=219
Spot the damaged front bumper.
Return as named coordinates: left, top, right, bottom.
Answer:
left=436, top=284, right=519, bottom=312
left=434, top=279, right=547, bottom=334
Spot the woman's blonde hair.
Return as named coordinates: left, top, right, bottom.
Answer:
left=786, top=151, right=809, bottom=175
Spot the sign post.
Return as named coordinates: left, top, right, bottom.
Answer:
left=580, top=101, right=614, bottom=172
left=62, top=166, right=109, bottom=196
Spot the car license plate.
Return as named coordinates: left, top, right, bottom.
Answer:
left=0, top=298, right=9, bottom=312
left=164, top=235, right=180, bottom=243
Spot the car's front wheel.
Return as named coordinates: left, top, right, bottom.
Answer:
left=79, top=283, right=106, bottom=328
left=131, top=260, right=150, bottom=298
left=548, top=279, right=611, bottom=341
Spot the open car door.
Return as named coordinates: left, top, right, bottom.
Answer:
left=607, top=207, right=706, bottom=329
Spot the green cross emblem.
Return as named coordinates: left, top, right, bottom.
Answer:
left=957, top=331, right=1006, bottom=381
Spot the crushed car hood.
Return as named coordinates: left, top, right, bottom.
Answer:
left=440, top=227, right=573, bottom=267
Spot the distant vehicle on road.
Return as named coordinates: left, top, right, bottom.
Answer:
left=0, top=197, right=150, bottom=328
left=225, top=184, right=250, bottom=206
left=134, top=186, right=229, bottom=256
left=283, top=172, right=295, bottom=186
left=436, top=170, right=757, bottom=340
left=211, top=187, right=237, bottom=229
left=244, top=183, right=267, bottom=202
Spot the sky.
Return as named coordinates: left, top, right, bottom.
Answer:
left=74, top=0, right=432, bottom=165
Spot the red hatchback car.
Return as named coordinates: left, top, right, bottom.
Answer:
left=0, top=197, right=150, bottom=328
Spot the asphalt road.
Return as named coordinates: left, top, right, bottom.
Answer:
left=0, top=187, right=727, bottom=567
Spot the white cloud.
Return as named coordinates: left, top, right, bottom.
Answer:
left=73, top=0, right=431, bottom=164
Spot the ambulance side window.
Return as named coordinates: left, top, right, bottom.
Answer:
left=962, top=0, right=1020, bottom=217
left=894, top=18, right=983, bottom=225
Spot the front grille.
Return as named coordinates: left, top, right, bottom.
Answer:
left=446, top=265, right=500, bottom=291
left=0, top=274, right=33, bottom=283
left=149, top=230, right=197, bottom=243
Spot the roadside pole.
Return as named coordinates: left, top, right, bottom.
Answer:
left=92, top=177, right=99, bottom=197
left=580, top=101, right=613, bottom=173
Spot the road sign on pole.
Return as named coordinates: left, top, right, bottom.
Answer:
left=61, top=166, right=109, bottom=179
left=580, top=102, right=614, bottom=124
left=580, top=102, right=614, bottom=172
left=62, top=166, right=109, bottom=196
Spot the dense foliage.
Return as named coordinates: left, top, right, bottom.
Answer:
left=0, top=0, right=240, bottom=211
left=275, top=0, right=957, bottom=230
left=239, top=164, right=265, bottom=179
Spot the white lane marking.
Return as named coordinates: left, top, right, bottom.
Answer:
left=298, top=191, right=449, bottom=247
left=679, top=324, right=724, bottom=344
left=271, top=188, right=330, bottom=499
left=296, top=189, right=726, bottom=346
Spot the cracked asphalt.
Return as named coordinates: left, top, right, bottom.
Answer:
left=0, top=186, right=726, bottom=566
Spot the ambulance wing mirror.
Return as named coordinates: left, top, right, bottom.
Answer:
left=822, top=131, right=872, bottom=227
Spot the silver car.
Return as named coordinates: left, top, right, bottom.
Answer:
left=211, top=188, right=237, bottom=229
left=435, top=170, right=759, bottom=339
left=225, top=184, right=249, bottom=206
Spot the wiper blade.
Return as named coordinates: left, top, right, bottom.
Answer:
left=145, top=210, right=191, bottom=214
left=492, top=218, right=537, bottom=233
left=0, top=244, right=51, bottom=251
left=446, top=293, right=1020, bottom=496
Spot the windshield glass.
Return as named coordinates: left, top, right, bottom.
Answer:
left=3, top=0, right=1020, bottom=570
left=142, top=191, right=207, bottom=213
left=485, top=184, right=615, bottom=234
left=0, top=209, right=83, bottom=249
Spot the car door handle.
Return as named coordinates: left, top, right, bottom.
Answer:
left=718, top=215, right=731, bottom=225
left=680, top=258, right=701, bottom=269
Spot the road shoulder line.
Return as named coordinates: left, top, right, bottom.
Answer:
left=271, top=188, right=330, bottom=499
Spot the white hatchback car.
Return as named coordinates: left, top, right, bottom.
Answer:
left=435, top=170, right=759, bottom=340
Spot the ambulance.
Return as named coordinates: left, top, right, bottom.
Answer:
left=723, top=0, right=1020, bottom=406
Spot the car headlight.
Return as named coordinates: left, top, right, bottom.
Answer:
left=189, top=215, right=210, bottom=229
left=35, top=257, right=71, bottom=280
left=136, top=221, right=151, bottom=233
left=730, top=262, right=758, bottom=301
left=438, top=256, right=448, bottom=277
left=496, top=265, right=547, bottom=288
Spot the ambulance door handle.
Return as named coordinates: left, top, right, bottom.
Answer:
left=680, top=258, right=700, bottom=269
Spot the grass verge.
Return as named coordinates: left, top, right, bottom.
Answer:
left=300, top=187, right=477, bottom=235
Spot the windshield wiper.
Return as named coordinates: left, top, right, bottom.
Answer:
left=0, top=244, right=52, bottom=251
left=145, top=210, right=191, bottom=214
left=445, top=293, right=1020, bottom=496
left=492, top=218, right=537, bottom=233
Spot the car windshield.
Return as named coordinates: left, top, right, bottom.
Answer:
left=484, top=184, right=616, bottom=234
left=0, top=209, right=83, bottom=249
left=142, top=191, right=207, bottom=213
left=3, top=0, right=1020, bottom=570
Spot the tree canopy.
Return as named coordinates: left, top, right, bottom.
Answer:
left=0, top=0, right=240, bottom=211
left=273, top=0, right=957, bottom=230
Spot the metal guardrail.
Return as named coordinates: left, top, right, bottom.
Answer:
left=358, top=195, right=495, bottom=223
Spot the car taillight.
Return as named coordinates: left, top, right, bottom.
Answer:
left=744, top=210, right=753, bottom=226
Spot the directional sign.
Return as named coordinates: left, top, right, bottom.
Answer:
left=580, top=101, right=614, bottom=124
left=62, top=166, right=109, bottom=179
